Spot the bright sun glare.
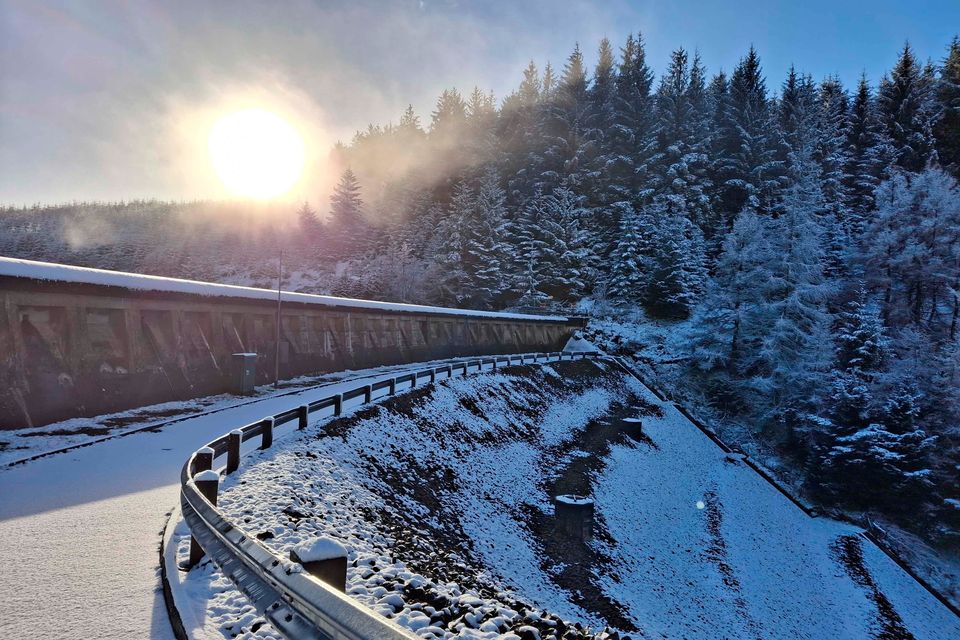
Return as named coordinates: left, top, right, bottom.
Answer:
left=208, top=108, right=305, bottom=199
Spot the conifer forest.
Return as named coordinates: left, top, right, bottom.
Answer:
left=3, top=35, right=960, bottom=551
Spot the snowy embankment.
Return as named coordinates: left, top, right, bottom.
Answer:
left=0, top=358, right=505, bottom=639
left=171, top=359, right=958, bottom=639
left=582, top=314, right=960, bottom=611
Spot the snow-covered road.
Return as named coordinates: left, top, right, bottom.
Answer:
left=0, top=362, right=450, bottom=639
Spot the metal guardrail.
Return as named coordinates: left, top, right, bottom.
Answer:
left=179, top=351, right=601, bottom=639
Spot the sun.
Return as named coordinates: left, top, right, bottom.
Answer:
left=208, top=108, right=305, bottom=199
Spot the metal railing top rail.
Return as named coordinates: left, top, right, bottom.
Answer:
left=179, top=350, right=602, bottom=640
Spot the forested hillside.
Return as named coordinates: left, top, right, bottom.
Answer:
left=2, top=36, right=959, bottom=548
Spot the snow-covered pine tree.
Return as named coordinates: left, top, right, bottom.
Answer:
left=584, top=38, right=617, bottom=204
left=602, top=33, right=657, bottom=205
left=862, top=167, right=960, bottom=334
left=329, top=168, right=369, bottom=259
left=429, top=88, right=469, bottom=174
left=815, top=300, right=939, bottom=519
left=686, top=209, right=777, bottom=415
left=935, top=36, right=960, bottom=178
left=642, top=197, right=708, bottom=318
left=844, top=75, right=893, bottom=231
left=757, top=150, right=833, bottom=425
left=713, top=47, right=783, bottom=223
left=777, top=67, right=818, bottom=167
left=655, top=48, right=714, bottom=234
left=431, top=181, right=473, bottom=305
left=465, top=86, right=498, bottom=164
left=536, top=184, right=595, bottom=303
left=878, top=43, right=941, bottom=172
left=535, top=44, right=592, bottom=195
left=463, top=170, right=511, bottom=309
left=501, top=61, right=543, bottom=203
left=816, top=77, right=853, bottom=277
left=607, top=201, right=646, bottom=303
left=297, top=201, right=322, bottom=238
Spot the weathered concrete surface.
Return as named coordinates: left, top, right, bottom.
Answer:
left=0, top=260, right=583, bottom=428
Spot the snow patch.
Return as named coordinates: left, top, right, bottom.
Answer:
left=292, top=537, right=348, bottom=562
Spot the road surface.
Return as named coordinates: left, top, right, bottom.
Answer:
left=0, top=362, right=450, bottom=639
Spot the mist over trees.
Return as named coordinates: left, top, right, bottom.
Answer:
left=2, top=36, right=959, bottom=544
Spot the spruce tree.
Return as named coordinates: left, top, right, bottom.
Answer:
left=816, top=299, right=938, bottom=517
left=591, top=33, right=658, bottom=263
left=464, top=170, right=510, bottom=308
left=607, top=201, right=646, bottom=303
left=759, top=152, right=833, bottom=421
left=297, top=201, right=322, bottom=238
left=604, top=33, right=657, bottom=204
left=844, top=75, right=892, bottom=227
left=714, top=47, right=782, bottom=223
left=935, top=36, right=960, bottom=178
left=329, top=169, right=368, bottom=258
left=584, top=38, right=618, bottom=205
left=643, top=197, right=707, bottom=318
left=878, top=43, right=940, bottom=172
left=537, top=44, right=593, bottom=193
left=536, top=184, right=594, bottom=302
left=656, top=49, right=714, bottom=233
left=686, top=210, right=777, bottom=414
left=432, top=182, right=473, bottom=304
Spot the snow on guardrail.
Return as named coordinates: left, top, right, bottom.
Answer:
left=177, top=351, right=600, bottom=639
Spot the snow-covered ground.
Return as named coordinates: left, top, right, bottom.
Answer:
left=171, top=359, right=959, bottom=639
left=582, top=314, right=960, bottom=610
left=0, top=359, right=483, bottom=639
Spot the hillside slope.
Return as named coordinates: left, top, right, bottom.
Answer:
left=174, top=360, right=959, bottom=639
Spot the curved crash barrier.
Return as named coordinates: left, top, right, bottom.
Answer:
left=179, top=351, right=601, bottom=639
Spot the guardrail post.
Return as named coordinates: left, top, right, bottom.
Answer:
left=226, top=429, right=242, bottom=474
left=195, top=446, right=214, bottom=473
left=261, top=417, right=274, bottom=449
left=388, top=378, right=397, bottom=395
left=555, top=494, right=594, bottom=541
left=444, top=365, right=452, bottom=378
left=363, top=384, right=372, bottom=403
left=429, top=369, right=436, bottom=383
left=290, top=538, right=348, bottom=592
left=332, top=393, right=343, bottom=416
left=298, top=404, right=309, bottom=430
left=188, top=470, right=220, bottom=566
left=410, top=372, right=418, bottom=388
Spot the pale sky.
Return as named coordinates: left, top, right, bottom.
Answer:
left=1, top=0, right=957, bottom=205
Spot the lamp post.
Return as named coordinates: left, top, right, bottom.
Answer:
left=275, top=250, right=282, bottom=388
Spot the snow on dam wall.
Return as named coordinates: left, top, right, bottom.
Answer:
left=0, top=257, right=584, bottom=429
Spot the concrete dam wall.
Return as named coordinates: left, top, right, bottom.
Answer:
left=0, top=258, right=584, bottom=429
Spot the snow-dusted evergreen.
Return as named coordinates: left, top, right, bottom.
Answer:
left=3, top=35, right=960, bottom=545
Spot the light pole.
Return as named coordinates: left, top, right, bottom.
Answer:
left=275, top=249, right=282, bottom=388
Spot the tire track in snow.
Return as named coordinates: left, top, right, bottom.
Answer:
left=702, top=488, right=764, bottom=640
left=832, top=534, right=916, bottom=640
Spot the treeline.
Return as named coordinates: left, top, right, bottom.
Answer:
left=312, top=36, right=960, bottom=543
left=2, top=35, right=959, bottom=542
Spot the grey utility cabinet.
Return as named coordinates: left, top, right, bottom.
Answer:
left=231, top=353, right=257, bottom=395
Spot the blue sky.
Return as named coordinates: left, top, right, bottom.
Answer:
left=1, top=0, right=957, bottom=204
